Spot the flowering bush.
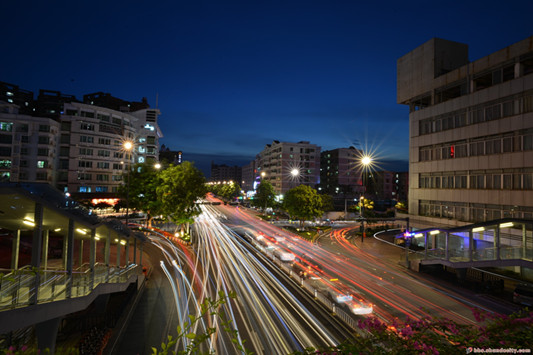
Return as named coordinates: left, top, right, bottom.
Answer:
left=292, top=308, right=533, bottom=355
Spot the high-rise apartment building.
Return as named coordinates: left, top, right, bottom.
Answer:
left=319, top=147, right=363, bottom=196
left=58, top=102, right=137, bottom=194
left=0, top=82, right=162, bottom=198
left=0, top=101, right=60, bottom=184
left=397, top=36, right=533, bottom=228
left=256, top=140, right=320, bottom=195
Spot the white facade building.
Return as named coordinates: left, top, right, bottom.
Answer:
left=59, top=102, right=137, bottom=194
left=257, top=140, right=320, bottom=195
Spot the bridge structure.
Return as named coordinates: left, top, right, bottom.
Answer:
left=404, top=218, right=533, bottom=271
left=0, top=183, right=146, bottom=352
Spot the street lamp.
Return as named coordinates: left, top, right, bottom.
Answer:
left=360, top=155, right=372, bottom=243
left=123, top=140, right=134, bottom=227
left=154, top=162, right=161, bottom=170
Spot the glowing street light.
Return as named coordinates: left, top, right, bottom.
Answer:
left=361, top=156, right=372, bottom=166
left=154, top=163, right=161, bottom=170
left=290, top=168, right=299, bottom=177
left=123, top=141, right=134, bottom=228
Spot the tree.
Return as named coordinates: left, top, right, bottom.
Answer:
left=283, top=185, right=324, bottom=228
left=356, top=197, right=374, bottom=218
left=395, top=201, right=408, bottom=213
left=252, top=180, right=276, bottom=211
left=118, top=163, right=163, bottom=226
left=156, top=162, right=207, bottom=235
left=219, top=182, right=242, bottom=201
left=320, top=194, right=334, bottom=212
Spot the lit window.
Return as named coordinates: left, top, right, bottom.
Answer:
left=37, top=161, right=46, bottom=168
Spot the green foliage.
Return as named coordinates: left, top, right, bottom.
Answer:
left=218, top=182, right=242, bottom=201
left=156, top=162, right=207, bottom=227
left=251, top=180, right=276, bottom=210
left=118, top=162, right=164, bottom=222
left=283, top=185, right=324, bottom=226
left=151, top=291, right=251, bottom=355
left=319, top=194, right=334, bottom=212
left=395, top=201, right=408, bottom=213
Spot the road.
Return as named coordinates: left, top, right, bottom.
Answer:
left=217, top=203, right=519, bottom=328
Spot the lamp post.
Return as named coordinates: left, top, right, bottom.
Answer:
left=360, top=156, right=372, bottom=243
left=123, top=141, right=133, bottom=227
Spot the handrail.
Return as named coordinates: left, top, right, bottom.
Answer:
left=0, top=264, right=140, bottom=312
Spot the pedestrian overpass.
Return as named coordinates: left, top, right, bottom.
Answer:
left=0, top=183, right=146, bottom=351
left=405, top=218, right=533, bottom=269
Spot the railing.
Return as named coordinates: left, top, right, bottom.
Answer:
left=0, top=264, right=139, bottom=312
left=418, top=246, right=533, bottom=263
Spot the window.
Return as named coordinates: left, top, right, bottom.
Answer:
left=97, top=150, right=110, bottom=157
left=38, top=136, right=50, bottom=144
left=98, top=138, right=111, bottom=145
left=0, top=147, right=12, bottom=156
left=113, top=163, right=123, bottom=170
left=0, top=160, right=11, bottom=168
left=503, top=174, right=512, bottom=189
left=59, top=159, right=69, bottom=169
left=503, top=137, right=513, bottom=152
left=80, top=123, right=95, bottom=131
left=36, top=172, right=47, bottom=181
left=77, top=173, right=92, bottom=180
left=37, top=148, right=49, bottom=156
left=78, top=186, right=91, bottom=193
left=80, top=135, right=94, bottom=143
left=97, top=162, right=110, bottom=169
left=0, top=135, right=12, bottom=144
left=79, top=148, right=93, bottom=155
left=95, top=186, right=108, bottom=192
left=79, top=161, right=93, bottom=168
left=80, top=111, right=95, bottom=118
left=66, top=109, right=78, bottom=116
left=96, top=174, right=109, bottom=181
left=0, top=122, right=13, bottom=132
left=97, top=114, right=110, bottom=122
left=38, top=125, right=50, bottom=132
left=37, top=161, right=48, bottom=168
left=60, top=147, right=70, bottom=157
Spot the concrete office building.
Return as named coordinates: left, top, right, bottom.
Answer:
left=257, top=140, right=320, bottom=195
left=397, top=36, right=533, bottom=228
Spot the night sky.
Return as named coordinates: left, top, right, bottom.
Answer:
left=2, top=1, right=532, bottom=176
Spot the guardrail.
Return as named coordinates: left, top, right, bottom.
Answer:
left=0, top=264, right=139, bottom=312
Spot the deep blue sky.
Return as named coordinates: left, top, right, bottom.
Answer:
left=2, top=1, right=532, bottom=175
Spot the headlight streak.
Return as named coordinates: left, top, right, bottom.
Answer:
left=194, top=204, right=341, bottom=353
left=197, top=206, right=294, bottom=354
